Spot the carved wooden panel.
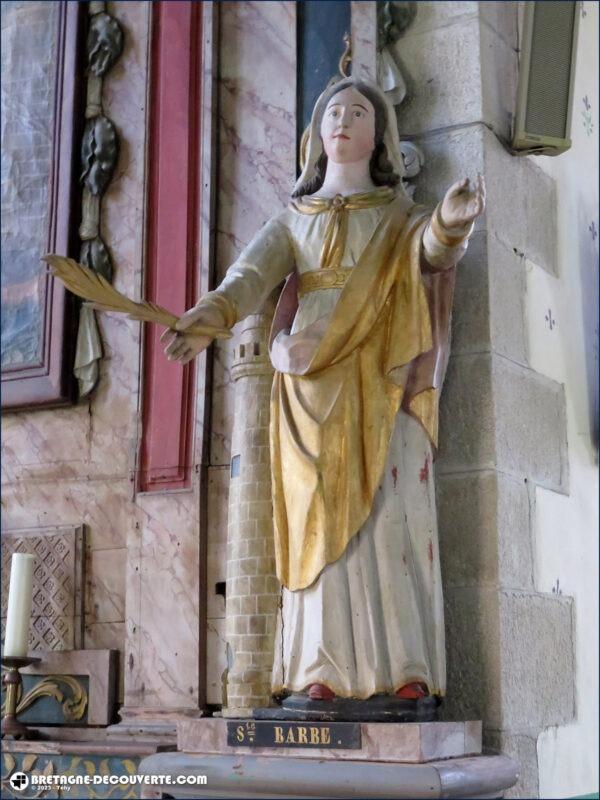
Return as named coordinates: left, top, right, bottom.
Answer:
left=1, top=526, right=84, bottom=651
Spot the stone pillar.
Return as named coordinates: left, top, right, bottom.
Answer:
left=223, top=305, right=279, bottom=717
left=389, top=4, right=574, bottom=797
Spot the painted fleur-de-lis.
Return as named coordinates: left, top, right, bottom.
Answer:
left=582, top=96, right=594, bottom=136
left=590, top=221, right=597, bottom=241
left=581, top=2, right=587, bottom=16
left=545, top=309, right=556, bottom=331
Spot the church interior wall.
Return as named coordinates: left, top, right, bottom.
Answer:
left=0, top=2, right=597, bottom=797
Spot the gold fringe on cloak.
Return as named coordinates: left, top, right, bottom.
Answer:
left=269, top=195, right=441, bottom=591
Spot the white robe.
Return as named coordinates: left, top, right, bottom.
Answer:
left=271, top=409, right=445, bottom=698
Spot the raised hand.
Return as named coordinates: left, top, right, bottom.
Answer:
left=440, top=174, right=486, bottom=229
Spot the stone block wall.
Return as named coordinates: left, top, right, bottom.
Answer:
left=390, top=3, right=575, bottom=796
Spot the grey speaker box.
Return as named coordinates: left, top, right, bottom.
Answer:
left=512, top=1, right=581, bottom=156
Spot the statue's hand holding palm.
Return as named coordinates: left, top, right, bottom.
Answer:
left=161, top=305, right=222, bottom=365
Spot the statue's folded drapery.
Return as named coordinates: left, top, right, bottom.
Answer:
left=269, top=196, right=451, bottom=592
left=213, top=184, right=465, bottom=698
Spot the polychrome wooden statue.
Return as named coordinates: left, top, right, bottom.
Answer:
left=165, top=76, right=486, bottom=717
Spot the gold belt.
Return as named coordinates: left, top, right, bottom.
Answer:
left=298, top=268, right=353, bottom=297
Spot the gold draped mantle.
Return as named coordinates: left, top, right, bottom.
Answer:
left=269, top=195, right=447, bottom=591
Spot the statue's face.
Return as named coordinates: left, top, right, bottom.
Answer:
left=320, top=87, right=376, bottom=164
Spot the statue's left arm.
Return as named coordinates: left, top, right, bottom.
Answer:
left=421, top=175, right=486, bottom=271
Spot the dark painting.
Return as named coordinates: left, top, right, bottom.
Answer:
left=1, top=1, right=60, bottom=371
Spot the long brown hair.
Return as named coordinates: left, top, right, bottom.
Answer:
left=292, top=79, right=400, bottom=198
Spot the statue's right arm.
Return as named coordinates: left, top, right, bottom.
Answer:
left=163, top=217, right=294, bottom=364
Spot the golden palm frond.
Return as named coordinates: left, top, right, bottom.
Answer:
left=42, top=254, right=232, bottom=340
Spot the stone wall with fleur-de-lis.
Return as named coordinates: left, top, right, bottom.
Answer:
left=385, top=3, right=573, bottom=798
left=519, top=1, right=599, bottom=795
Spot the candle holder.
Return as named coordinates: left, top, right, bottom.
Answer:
left=1, top=656, right=42, bottom=739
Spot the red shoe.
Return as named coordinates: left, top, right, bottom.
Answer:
left=307, top=683, right=335, bottom=701
left=396, top=682, right=428, bottom=699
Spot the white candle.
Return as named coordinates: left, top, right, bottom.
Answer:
left=3, top=553, right=35, bottom=658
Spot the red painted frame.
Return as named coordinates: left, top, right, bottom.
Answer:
left=1, top=2, right=84, bottom=411
left=138, top=1, right=203, bottom=493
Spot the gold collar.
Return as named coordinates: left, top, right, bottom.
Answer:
left=290, top=186, right=395, bottom=215
left=290, top=187, right=396, bottom=269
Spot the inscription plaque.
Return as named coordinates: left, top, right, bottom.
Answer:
left=227, top=720, right=361, bottom=749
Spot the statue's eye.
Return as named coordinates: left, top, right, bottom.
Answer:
left=329, top=109, right=339, bottom=117
left=354, top=110, right=363, bottom=118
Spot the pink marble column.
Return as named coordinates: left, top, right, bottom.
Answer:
left=351, top=1, right=378, bottom=81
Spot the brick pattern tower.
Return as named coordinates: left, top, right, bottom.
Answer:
left=223, top=303, right=280, bottom=716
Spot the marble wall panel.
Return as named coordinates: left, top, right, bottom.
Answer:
left=216, top=1, right=296, bottom=270
left=207, top=467, right=230, bottom=547
left=86, top=547, right=127, bottom=624
left=1, top=479, right=137, bottom=551
left=1, top=401, right=136, bottom=483
left=207, top=466, right=229, bottom=619
left=116, top=4, right=226, bottom=718
left=206, top=617, right=228, bottom=706
left=1, top=406, right=92, bottom=484
left=211, top=1, right=296, bottom=465
left=84, top=621, right=125, bottom=701
left=351, top=1, right=378, bottom=81
left=125, top=491, right=201, bottom=709
left=193, top=1, right=219, bottom=472
left=122, top=537, right=142, bottom=706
